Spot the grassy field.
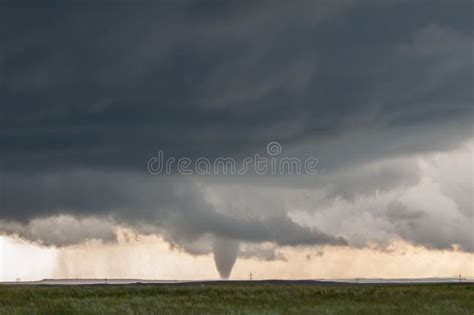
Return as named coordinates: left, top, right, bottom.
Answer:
left=0, top=283, right=472, bottom=314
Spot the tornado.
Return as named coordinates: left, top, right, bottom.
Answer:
left=212, top=238, right=240, bottom=279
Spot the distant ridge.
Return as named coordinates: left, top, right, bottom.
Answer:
left=2, top=277, right=473, bottom=286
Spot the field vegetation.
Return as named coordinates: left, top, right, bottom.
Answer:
left=0, top=283, right=472, bottom=314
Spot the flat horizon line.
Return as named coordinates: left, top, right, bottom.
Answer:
left=2, top=277, right=473, bottom=286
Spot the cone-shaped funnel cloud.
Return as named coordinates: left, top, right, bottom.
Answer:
left=212, top=238, right=239, bottom=279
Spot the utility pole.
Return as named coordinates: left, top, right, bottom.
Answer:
left=249, top=272, right=253, bottom=281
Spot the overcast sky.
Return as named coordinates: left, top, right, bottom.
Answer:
left=0, top=0, right=472, bottom=279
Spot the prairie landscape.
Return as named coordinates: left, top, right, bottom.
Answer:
left=1, top=1, right=473, bottom=314
left=1, top=282, right=473, bottom=314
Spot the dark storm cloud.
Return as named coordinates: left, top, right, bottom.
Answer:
left=1, top=0, right=472, bottom=171
left=0, top=171, right=347, bottom=247
left=0, top=0, right=472, bottom=258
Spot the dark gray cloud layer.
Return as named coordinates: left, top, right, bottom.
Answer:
left=0, top=171, right=347, bottom=247
left=0, top=0, right=473, bottom=273
left=1, top=0, right=472, bottom=170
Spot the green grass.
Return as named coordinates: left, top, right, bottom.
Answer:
left=0, top=283, right=472, bottom=314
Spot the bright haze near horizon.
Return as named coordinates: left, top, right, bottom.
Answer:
left=0, top=0, right=473, bottom=281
